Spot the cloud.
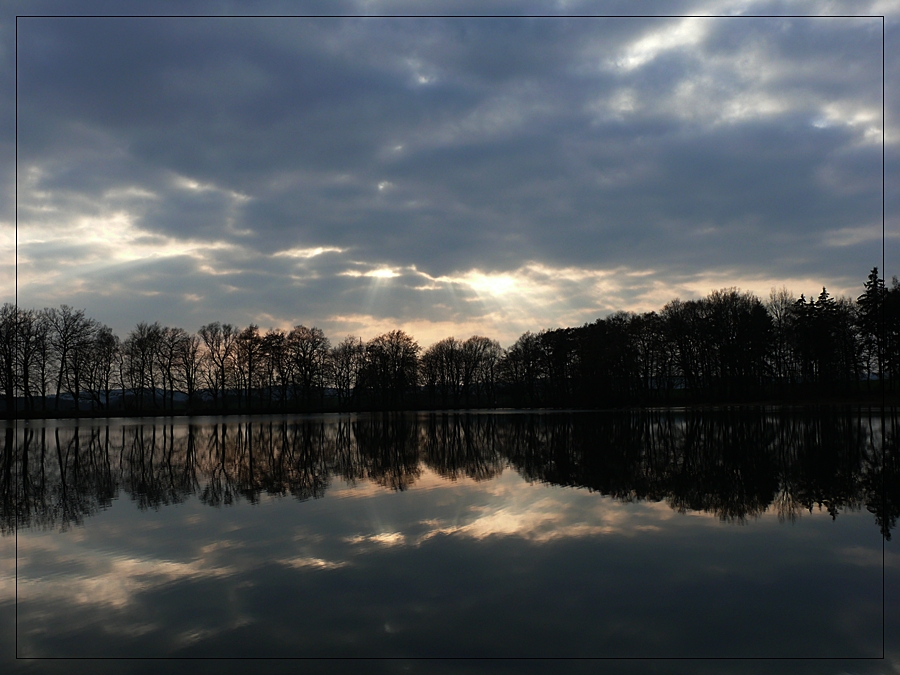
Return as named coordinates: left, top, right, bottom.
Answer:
left=9, top=452, right=889, bottom=661
left=10, top=536, right=238, bottom=611
left=7, top=4, right=896, bottom=344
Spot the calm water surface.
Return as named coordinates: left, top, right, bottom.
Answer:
left=2, top=410, right=898, bottom=672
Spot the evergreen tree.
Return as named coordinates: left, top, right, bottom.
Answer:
left=856, top=267, right=885, bottom=381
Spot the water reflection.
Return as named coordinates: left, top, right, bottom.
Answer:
left=3, top=409, right=897, bottom=538
left=2, top=411, right=894, bottom=660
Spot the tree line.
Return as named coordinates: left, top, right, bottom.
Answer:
left=1, top=267, right=899, bottom=416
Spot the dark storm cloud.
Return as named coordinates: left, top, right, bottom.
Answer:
left=7, top=2, right=895, bottom=341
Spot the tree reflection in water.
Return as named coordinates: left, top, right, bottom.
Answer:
left=2, top=408, right=897, bottom=539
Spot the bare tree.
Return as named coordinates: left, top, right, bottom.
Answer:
left=661, top=299, right=703, bottom=396
left=157, top=327, right=189, bottom=412
left=461, top=335, right=501, bottom=407
left=61, top=313, right=100, bottom=412
left=467, top=336, right=502, bottom=407
left=0, top=304, right=15, bottom=415
left=14, top=308, right=40, bottom=412
left=499, top=332, right=543, bottom=406
left=84, top=325, right=120, bottom=411
left=703, top=288, right=772, bottom=400
left=236, top=324, right=263, bottom=410
left=32, top=309, right=54, bottom=412
left=123, top=322, right=167, bottom=411
left=261, top=329, right=290, bottom=409
left=421, top=337, right=463, bottom=407
left=288, top=325, right=330, bottom=409
left=767, top=286, right=797, bottom=389
left=199, top=345, right=221, bottom=409
left=178, top=333, right=203, bottom=411
left=46, top=305, right=94, bottom=412
left=362, top=330, right=420, bottom=409
left=198, top=322, right=239, bottom=410
left=330, top=336, right=365, bottom=409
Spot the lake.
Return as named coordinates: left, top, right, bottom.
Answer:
left=2, top=409, right=898, bottom=673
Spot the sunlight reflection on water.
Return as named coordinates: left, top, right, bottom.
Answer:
left=2, top=411, right=895, bottom=665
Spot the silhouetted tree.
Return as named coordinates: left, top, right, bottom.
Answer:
left=330, top=336, right=365, bottom=409
left=157, top=326, right=188, bottom=412
left=539, top=328, right=576, bottom=407
left=462, top=335, right=502, bottom=407
left=47, top=306, right=95, bottom=412
left=61, top=314, right=101, bottom=412
left=857, top=267, right=885, bottom=381
left=30, top=310, right=54, bottom=412
left=236, top=325, right=263, bottom=410
left=0, top=304, right=15, bottom=414
left=362, top=330, right=420, bottom=409
left=123, top=322, right=163, bottom=411
left=84, top=325, right=119, bottom=411
left=886, top=278, right=900, bottom=389
left=789, top=288, right=861, bottom=393
left=571, top=313, right=638, bottom=407
left=500, top=331, right=544, bottom=406
left=420, top=337, right=464, bottom=407
left=629, top=311, right=672, bottom=403
left=703, top=288, right=772, bottom=400
left=14, top=308, right=40, bottom=412
left=178, top=333, right=203, bottom=411
left=198, top=322, right=238, bottom=411
left=260, top=329, right=287, bottom=409
left=1, top=265, right=894, bottom=416
left=288, top=325, right=330, bottom=409
left=767, top=287, right=797, bottom=391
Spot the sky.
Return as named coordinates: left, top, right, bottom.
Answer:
left=4, top=1, right=898, bottom=347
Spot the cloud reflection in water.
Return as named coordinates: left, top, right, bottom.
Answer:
left=1, top=411, right=894, bottom=661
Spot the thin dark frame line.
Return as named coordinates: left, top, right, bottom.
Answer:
left=13, top=12, right=18, bottom=664
left=18, top=656, right=892, bottom=661
left=12, top=14, right=888, bottom=19
left=12, top=11, right=888, bottom=663
left=880, top=13, right=887, bottom=663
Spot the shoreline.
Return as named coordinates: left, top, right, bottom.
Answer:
left=5, top=395, right=899, bottom=424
